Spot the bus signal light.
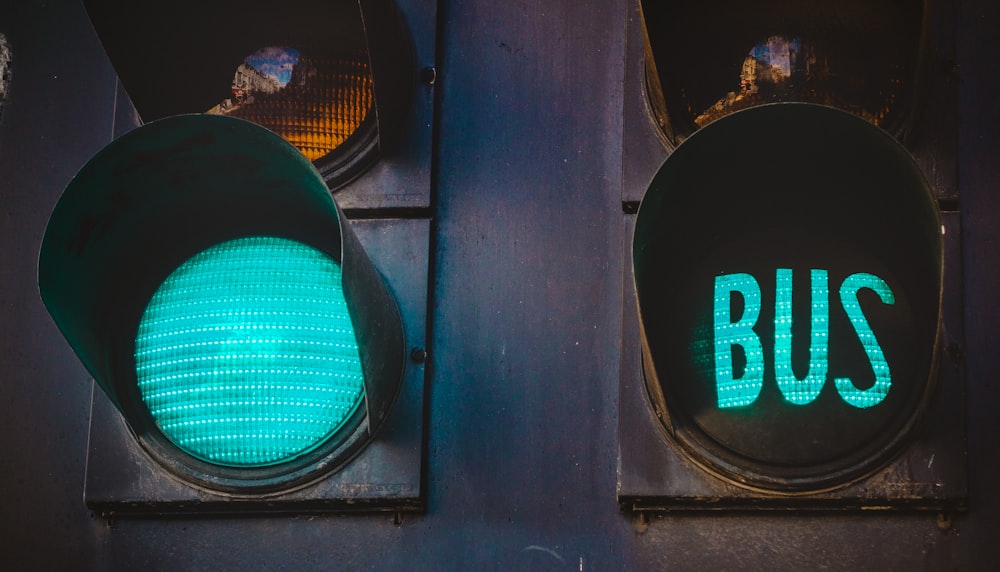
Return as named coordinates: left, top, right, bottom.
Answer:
left=630, top=103, right=944, bottom=493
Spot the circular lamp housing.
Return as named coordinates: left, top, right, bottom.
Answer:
left=39, top=115, right=405, bottom=494
left=633, top=104, right=942, bottom=492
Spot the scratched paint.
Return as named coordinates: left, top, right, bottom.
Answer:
left=0, top=33, right=10, bottom=117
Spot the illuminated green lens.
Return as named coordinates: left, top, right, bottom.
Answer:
left=134, top=237, right=364, bottom=466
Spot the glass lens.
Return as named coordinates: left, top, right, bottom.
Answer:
left=643, top=0, right=924, bottom=143
left=207, top=45, right=374, bottom=162
left=134, top=236, right=364, bottom=467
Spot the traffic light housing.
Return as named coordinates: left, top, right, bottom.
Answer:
left=84, top=0, right=433, bottom=209
left=38, top=0, right=435, bottom=514
left=619, top=0, right=966, bottom=510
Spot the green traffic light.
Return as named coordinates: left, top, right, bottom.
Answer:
left=39, top=114, right=406, bottom=489
left=135, top=236, right=364, bottom=466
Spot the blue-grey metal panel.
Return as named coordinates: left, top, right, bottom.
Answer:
left=1, top=0, right=998, bottom=569
left=0, top=0, right=114, bottom=568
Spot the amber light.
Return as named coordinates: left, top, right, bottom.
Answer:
left=208, top=47, right=374, bottom=162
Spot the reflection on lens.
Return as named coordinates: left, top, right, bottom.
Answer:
left=207, top=46, right=374, bottom=162
left=641, top=0, right=924, bottom=145
left=690, top=36, right=898, bottom=129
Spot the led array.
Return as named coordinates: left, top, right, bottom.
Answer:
left=134, top=237, right=364, bottom=466
left=711, top=269, right=894, bottom=410
left=774, top=269, right=829, bottom=405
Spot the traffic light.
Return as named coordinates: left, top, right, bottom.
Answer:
left=618, top=0, right=966, bottom=509
left=37, top=0, right=436, bottom=514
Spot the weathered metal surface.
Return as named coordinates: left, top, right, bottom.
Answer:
left=0, top=0, right=998, bottom=569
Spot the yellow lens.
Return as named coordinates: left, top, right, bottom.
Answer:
left=207, top=47, right=373, bottom=162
